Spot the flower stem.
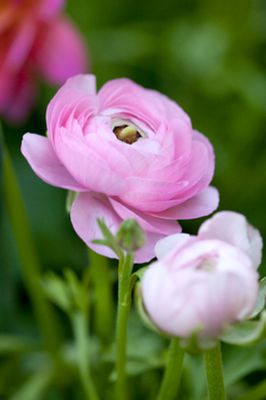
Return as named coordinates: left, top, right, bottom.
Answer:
left=116, top=252, right=134, bottom=400
left=2, top=137, right=60, bottom=353
left=71, top=311, right=99, bottom=400
left=204, top=342, right=226, bottom=400
left=157, top=338, right=185, bottom=400
left=88, top=249, right=115, bottom=345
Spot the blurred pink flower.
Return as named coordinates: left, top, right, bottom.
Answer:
left=0, top=0, right=87, bottom=122
left=21, top=75, right=219, bottom=262
left=142, top=212, right=261, bottom=341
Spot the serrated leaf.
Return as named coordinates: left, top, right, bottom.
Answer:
left=221, top=311, right=266, bottom=346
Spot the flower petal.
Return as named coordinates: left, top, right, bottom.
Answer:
left=154, top=233, right=191, bottom=259
left=98, top=78, right=191, bottom=131
left=35, top=17, right=87, bottom=85
left=54, top=127, right=126, bottom=195
left=70, top=193, right=162, bottom=263
left=110, top=198, right=181, bottom=235
left=21, top=133, right=86, bottom=191
left=149, top=187, right=219, bottom=220
left=70, top=192, right=122, bottom=259
left=198, top=211, right=263, bottom=269
left=0, top=68, right=36, bottom=122
left=38, top=0, right=64, bottom=19
left=46, top=74, right=96, bottom=141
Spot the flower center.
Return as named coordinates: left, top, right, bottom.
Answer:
left=113, top=124, right=141, bottom=144
left=197, top=254, right=217, bottom=272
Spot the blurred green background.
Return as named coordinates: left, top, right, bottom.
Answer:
left=1, top=0, right=266, bottom=397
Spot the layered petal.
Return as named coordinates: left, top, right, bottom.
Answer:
left=46, top=74, right=97, bottom=141
left=21, top=133, right=86, bottom=191
left=149, top=187, right=219, bottom=220
left=110, top=198, right=181, bottom=235
left=70, top=193, right=160, bottom=263
left=98, top=78, right=191, bottom=131
left=54, top=127, right=126, bottom=195
left=141, top=239, right=258, bottom=340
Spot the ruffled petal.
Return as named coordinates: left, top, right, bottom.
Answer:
left=21, top=133, right=87, bottom=191
left=54, top=127, right=126, bottom=195
left=46, top=74, right=96, bottom=141
left=98, top=78, right=191, bottom=131
left=149, top=187, right=219, bottom=220
left=110, top=198, right=181, bottom=235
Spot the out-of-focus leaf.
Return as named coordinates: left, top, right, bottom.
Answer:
left=105, top=312, right=164, bottom=380
left=10, top=369, right=52, bottom=400
left=42, top=273, right=71, bottom=313
left=0, top=336, right=36, bottom=354
left=223, top=342, right=266, bottom=387
left=237, top=380, right=266, bottom=400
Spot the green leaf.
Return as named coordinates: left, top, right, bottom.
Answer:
left=134, top=282, right=163, bottom=336
left=250, top=277, right=266, bottom=318
left=223, top=341, right=266, bottom=386
left=66, top=191, right=77, bottom=213
left=0, top=336, right=36, bottom=354
left=42, top=273, right=71, bottom=313
left=10, top=370, right=52, bottom=400
left=220, top=311, right=266, bottom=346
left=64, top=269, right=89, bottom=314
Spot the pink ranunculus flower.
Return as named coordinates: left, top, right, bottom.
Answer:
left=141, top=212, right=261, bottom=341
left=21, top=74, right=219, bottom=263
left=0, top=0, right=87, bottom=122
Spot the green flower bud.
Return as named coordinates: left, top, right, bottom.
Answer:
left=116, top=219, right=146, bottom=252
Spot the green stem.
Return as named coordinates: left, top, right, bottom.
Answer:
left=157, top=338, right=185, bottom=400
left=204, top=342, right=226, bottom=400
left=88, top=249, right=115, bottom=345
left=71, top=311, right=99, bottom=400
left=116, top=252, right=134, bottom=400
left=2, top=137, right=59, bottom=353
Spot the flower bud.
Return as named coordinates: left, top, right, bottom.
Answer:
left=116, top=219, right=146, bottom=252
left=141, top=238, right=259, bottom=343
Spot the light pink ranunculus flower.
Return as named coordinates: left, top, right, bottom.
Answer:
left=142, top=237, right=259, bottom=340
left=0, top=0, right=87, bottom=122
left=142, top=211, right=262, bottom=340
left=21, top=74, right=219, bottom=262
